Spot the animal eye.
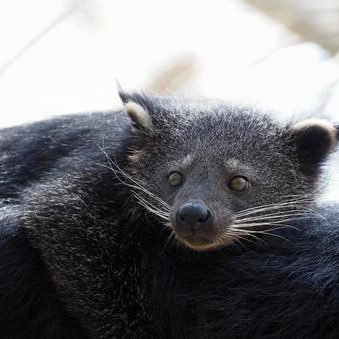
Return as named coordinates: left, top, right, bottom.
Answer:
left=169, top=172, right=183, bottom=187
left=228, top=176, right=249, bottom=192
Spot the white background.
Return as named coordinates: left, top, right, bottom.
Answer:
left=0, top=0, right=338, bottom=200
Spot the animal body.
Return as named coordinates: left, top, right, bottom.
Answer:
left=0, top=91, right=338, bottom=338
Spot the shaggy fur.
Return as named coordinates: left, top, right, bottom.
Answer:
left=0, top=93, right=338, bottom=338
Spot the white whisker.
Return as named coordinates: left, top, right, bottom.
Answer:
left=136, top=199, right=169, bottom=221
left=98, top=146, right=172, bottom=220
left=100, top=147, right=171, bottom=208
left=133, top=192, right=169, bottom=217
left=235, top=201, right=312, bottom=218
left=230, top=229, right=267, bottom=245
left=232, top=224, right=298, bottom=243
left=235, top=212, right=308, bottom=223
left=233, top=221, right=300, bottom=230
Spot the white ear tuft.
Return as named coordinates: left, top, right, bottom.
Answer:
left=124, top=101, right=154, bottom=132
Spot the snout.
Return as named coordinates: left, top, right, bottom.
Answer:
left=172, top=201, right=217, bottom=249
left=176, top=202, right=213, bottom=231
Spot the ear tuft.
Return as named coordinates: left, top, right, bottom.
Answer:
left=124, top=101, right=154, bottom=132
left=289, top=119, right=337, bottom=175
left=117, top=84, right=129, bottom=104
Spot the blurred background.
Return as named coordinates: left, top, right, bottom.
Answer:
left=0, top=0, right=338, bottom=200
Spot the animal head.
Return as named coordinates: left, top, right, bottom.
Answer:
left=119, top=91, right=338, bottom=251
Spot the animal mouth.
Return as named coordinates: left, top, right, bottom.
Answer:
left=175, top=230, right=229, bottom=251
left=182, top=233, right=213, bottom=245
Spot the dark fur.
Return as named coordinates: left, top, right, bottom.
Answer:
left=0, top=94, right=338, bottom=338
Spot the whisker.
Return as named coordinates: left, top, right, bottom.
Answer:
left=232, top=226, right=294, bottom=242
left=126, top=180, right=171, bottom=211
left=225, top=235, right=245, bottom=250
left=109, top=161, right=170, bottom=209
left=234, top=215, right=313, bottom=226
left=98, top=146, right=171, bottom=211
left=233, top=221, right=300, bottom=231
left=235, top=200, right=313, bottom=218
left=135, top=196, right=169, bottom=219
left=235, top=212, right=309, bottom=223
left=133, top=192, right=170, bottom=218
left=235, top=205, right=324, bottom=220
left=135, top=199, right=169, bottom=221
left=230, top=229, right=267, bottom=245
left=159, top=230, right=176, bottom=256
left=235, top=196, right=313, bottom=211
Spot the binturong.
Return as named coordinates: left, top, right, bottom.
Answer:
left=120, top=91, right=337, bottom=251
left=0, top=91, right=338, bottom=338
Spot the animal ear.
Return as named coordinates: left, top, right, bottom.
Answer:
left=287, top=119, right=337, bottom=175
left=123, top=101, right=154, bottom=133
left=118, top=90, right=154, bottom=134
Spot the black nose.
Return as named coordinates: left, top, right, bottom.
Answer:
left=176, top=202, right=213, bottom=233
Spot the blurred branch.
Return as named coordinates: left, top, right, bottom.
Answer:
left=147, top=54, right=198, bottom=93
left=242, top=0, right=339, bottom=55
left=0, top=0, right=86, bottom=78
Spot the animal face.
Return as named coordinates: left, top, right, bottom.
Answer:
left=119, top=91, right=338, bottom=251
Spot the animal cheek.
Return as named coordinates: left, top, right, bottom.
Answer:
left=209, top=202, right=234, bottom=228
left=212, top=215, right=234, bottom=232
